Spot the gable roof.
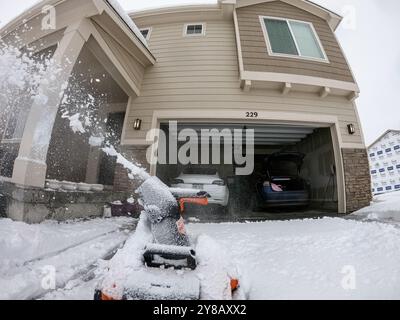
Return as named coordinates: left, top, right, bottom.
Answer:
left=0, top=0, right=150, bottom=53
left=105, top=0, right=148, bottom=48
left=233, top=0, right=342, bottom=30
left=368, top=130, right=400, bottom=149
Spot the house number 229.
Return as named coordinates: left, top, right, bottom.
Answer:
left=246, top=112, right=258, bottom=118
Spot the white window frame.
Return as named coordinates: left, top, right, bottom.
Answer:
left=259, top=16, right=329, bottom=63
left=140, top=27, right=152, bottom=41
left=183, top=23, right=206, bottom=37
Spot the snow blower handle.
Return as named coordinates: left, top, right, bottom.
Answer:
left=179, top=197, right=209, bottom=214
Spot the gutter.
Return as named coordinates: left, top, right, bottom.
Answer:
left=104, top=0, right=153, bottom=58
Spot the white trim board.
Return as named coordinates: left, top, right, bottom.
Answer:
left=242, top=71, right=360, bottom=93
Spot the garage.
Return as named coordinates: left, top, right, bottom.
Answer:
left=155, top=121, right=340, bottom=220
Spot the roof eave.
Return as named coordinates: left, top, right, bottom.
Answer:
left=0, top=0, right=58, bottom=37
left=235, top=0, right=343, bottom=31
left=0, top=0, right=155, bottom=64
left=129, top=4, right=222, bottom=19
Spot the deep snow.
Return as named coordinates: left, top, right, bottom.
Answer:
left=188, top=218, right=400, bottom=300
left=1, top=192, right=400, bottom=300
left=0, top=217, right=135, bottom=300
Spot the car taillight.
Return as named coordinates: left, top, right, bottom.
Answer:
left=212, top=180, right=225, bottom=186
left=172, top=179, right=184, bottom=184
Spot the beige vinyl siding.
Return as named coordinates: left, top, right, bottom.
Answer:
left=93, top=22, right=145, bottom=91
left=124, top=18, right=363, bottom=145
left=236, top=1, right=355, bottom=83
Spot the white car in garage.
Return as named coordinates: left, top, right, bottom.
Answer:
left=171, top=168, right=229, bottom=207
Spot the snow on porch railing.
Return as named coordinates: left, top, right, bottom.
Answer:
left=45, top=180, right=105, bottom=192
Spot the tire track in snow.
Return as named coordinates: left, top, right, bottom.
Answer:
left=21, top=225, right=133, bottom=267
left=0, top=221, right=137, bottom=300
left=35, top=234, right=131, bottom=300
left=34, top=221, right=138, bottom=300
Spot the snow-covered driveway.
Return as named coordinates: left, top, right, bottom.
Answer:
left=1, top=191, right=400, bottom=300
left=188, top=218, right=400, bottom=300
left=0, top=217, right=136, bottom=300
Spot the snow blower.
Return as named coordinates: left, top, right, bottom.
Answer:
left=94, top=177, right=241, bottom=300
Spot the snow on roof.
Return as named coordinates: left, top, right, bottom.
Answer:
left=105, top=0, right=149, bottom=49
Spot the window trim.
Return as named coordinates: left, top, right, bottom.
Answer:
left=259, top=16, right=329, bottom=63
left=140, top=27, right=152, bottom=41
left=183, top=23, right=206, bottom=37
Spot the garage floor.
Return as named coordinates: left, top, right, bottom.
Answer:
left=184, top=204, right=339, bottom=223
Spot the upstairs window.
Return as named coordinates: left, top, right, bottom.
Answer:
left=184, top=23, right=205, bottom=36
left=140, top=28, right=152, bottom=40
left=260, top=16, right=328, bottom=62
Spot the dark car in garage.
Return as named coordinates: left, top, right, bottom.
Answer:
left=257, top=152, right=310, bottom=208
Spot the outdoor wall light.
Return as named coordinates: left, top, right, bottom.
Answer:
left=347, top=124, right=355, bottom=135
left=133, top=119, right=142, bottom=131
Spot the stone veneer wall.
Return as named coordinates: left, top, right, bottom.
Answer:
left=113, top=146, right=150, bottom=192
left=342, top=148, right=372, bottom=213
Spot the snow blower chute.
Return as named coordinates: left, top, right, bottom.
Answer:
left=94, top=176, right=241, bottom=300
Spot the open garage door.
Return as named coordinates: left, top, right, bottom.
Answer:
left=156, top=122, right=339, bottom=220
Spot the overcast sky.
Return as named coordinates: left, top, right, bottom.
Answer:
left=1, top=0, right=399, bottom=145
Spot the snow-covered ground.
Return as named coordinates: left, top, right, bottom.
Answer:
left=1, top=191, right=400, bottom=300
left=353, top=191, right=400, bottom=222
left=0, top=217, right=136, bottom=300
left=188, top=218, right=400, bottom=300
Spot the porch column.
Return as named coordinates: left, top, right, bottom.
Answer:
left=12, top=20, right=90, bottom=188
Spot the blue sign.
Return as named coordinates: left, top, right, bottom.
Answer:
left=386, top=186, right=392, bottom=191
left=377, top=187, right=384, bottom=192
left=379, top=168, right=385, bottom=173
left=388, top=166, right=394, bottom=171
left=377, top=151, right=383, bottom=155
left=386, top=148, right=392, bottom=153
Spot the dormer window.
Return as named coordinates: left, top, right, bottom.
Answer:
left=184, top=23, right=205, bottom=36
left=260, top=16, right=328, bottom=62
left=140, top=28, right=152, bottom=40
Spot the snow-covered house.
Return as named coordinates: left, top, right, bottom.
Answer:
left=0, top=0, right=371, bottom=223
left=368, top=130, right=400, bottom=195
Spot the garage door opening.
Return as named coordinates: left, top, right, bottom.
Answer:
left=156, top=122, right=339, bottom=220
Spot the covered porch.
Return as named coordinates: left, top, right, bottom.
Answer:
left=0, top=0, right=154, bottom=222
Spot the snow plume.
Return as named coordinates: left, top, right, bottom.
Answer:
left=0, top=42, right=56, bottom=140
left=102, top=145, right=150, bottom=181
left=59, top=75, right=150, bottom=182
left=61, top=112, right=86, bottom=134
left=59, top=80, right=104, bottom=138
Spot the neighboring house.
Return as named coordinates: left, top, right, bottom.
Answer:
left=0, top=0, right=371, bottom=223
left=368, top=130, right=400, bottom=195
